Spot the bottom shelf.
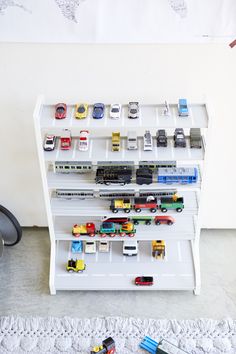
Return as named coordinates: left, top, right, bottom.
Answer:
left=54, top=239, right=196, bottom=291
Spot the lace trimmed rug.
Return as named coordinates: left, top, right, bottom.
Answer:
left=0, top=316, right=236, bottom=354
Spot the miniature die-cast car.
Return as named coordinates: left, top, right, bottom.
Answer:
left=110, top=103, right=121, bottom=119
left=178, top=98, right=189, bottom=117
left=128, top=102, right=139, bottom=119
left=43, top=134, right=56, bottom=151
left=66, top=259, right=86, bottom=272
left=98, top=241, right=110, bottom=253
left=60, top=129, right=72, bottom=150
left=143, top=130, right=153, bottom=151
left=71, top=241, right=83, bottom=253
left=127, top=131, right=138, bottom=150
left=55, top=103, right=67, bottom=119
left=78, top=130, right=89, bottom=151
left=93, top=103, right=105, bottom=119
left=156, top=129, right=167, bottom=147
left=174, top=128, right=186, bottom=148
left=84, top=240, right=96, bottom=253
left=135, top=276, right=153, bottom=286
left=190, top=128, right=202, bottom=149
left=75, top=103, right=88, bottom=119
left=154, top=216, right=175, bottom=225
left=123, top=240, right=138, bottom=256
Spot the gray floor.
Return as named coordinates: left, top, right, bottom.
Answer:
left=0, top=228, right=236, bottom=319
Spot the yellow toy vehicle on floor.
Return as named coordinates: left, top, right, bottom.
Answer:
left=66, top=259, right=86, bottom=272
left=152, top=240, right=166, bottom=260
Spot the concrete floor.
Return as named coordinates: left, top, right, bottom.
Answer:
left=0, top=228, right=236, bottom=319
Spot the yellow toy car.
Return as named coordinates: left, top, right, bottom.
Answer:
left=152, top=240, right=166, bottom=260
left=66, top=259, right=86, bottom=272
left=75, top=103, right=88, bottom=119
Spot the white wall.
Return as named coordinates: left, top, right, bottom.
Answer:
left=0, top=43, right=235, bottom=228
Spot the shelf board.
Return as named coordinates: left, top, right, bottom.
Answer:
left=54, top=215, right=196, bottom=241
left=55, top=239, right=196, bottom=291
left=50, top=191, right=198, bottom=217
left=40, top=103, right=208, bottom=130
left=44, top=136, right=205, bottom=163
left=47, top=165, right=201, bottom=191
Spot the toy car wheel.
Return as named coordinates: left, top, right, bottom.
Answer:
left=176, top=208, right=183, bottom=212
left=150, top=208, right=157, bottom=213
left=105, top=182, right=111, bottom=186
left=119, top=232, right=126, bottom=237
left=124, top=209, right=131, bottom=213
left=135, top=208, right=141, bottom=213
left=133, top=220, right=139, bottom=225
left=112, top=209, right=118, bottom=213
left=74, top=234, right=80, bottom=237
left=89, top=233, right=96, bottom=237
left=155, top=221, right=161, bottom=225
left=128, top=233, right=135, bottom=237
left=67, top=269, right=74, bottom=273
left=110, top=233, right=116, bottom=237
left=167, top=221, right=173, bottom=225
left=145, top=220, right=152, bottom=225
left=161, top=208, right=167, bottom=213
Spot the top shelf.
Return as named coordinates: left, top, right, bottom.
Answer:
left=39, top=103, right=209, bottom=130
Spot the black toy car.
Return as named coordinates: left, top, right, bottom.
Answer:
left=190, top=128, right=202, bottom=149
left=136, top=168, right=153, bottom=185
left=174, top=128, right=186, bottom=148
left=156, top=129, right=167, bottom=147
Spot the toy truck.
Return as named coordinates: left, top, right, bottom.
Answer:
left=160, top=196, right=184, bottom=212
left=152, top=240, right=165, bottom=259
left=91, top=337, right=115, bottom=354
left=72, top=223, right=96, bottom=237
left=119, top=222, right=136, bottom=237
left=112, top=132, right=120, bottom=151
left=140, top=336, right=167, bottom=354
left=95, top=168, right=132, bottom=186
left=66, top=259, right=86, bottom=273
left=99, top=222, right=117, bottom=237
left=190, top=128, right=202, bottom=148
left=134, top=196, right=158, bottom=213
left=110, top=199, right=132, bottom=213
left=60, top=129, right=72, bottom=150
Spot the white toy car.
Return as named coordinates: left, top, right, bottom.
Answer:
left=78, top=130, right=89, bottom=151
left=84, top=241, right=96, bottom=254
left=110, top=104, right=121, bottom=119
left=43, top=134, right=56, bottom=151
left=143, top=130, right=153, bottom=151
left=127, top=131, right=138, bottom=150
left=98, top=241, right=110, bottom=253
left=128, top=102, right=139, bottom=119
left=123, top=240, right=138, bottom=256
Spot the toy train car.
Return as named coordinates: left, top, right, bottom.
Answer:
left=139, top=160, right=176, bottom=170
left=54, top=161, right=92, bottom=173
left=139, top=189, right=177, bottom=198
left=95, top=167, right=132, bottom=185
left=56, top=189, right=94, bottom=199
left=99, top=189, right=136, bottom=199
left=157, top=167, right=198, bottom=184
left=97, top=161, right=134, bottom=169
left=91, top=337, right=115, bottom=354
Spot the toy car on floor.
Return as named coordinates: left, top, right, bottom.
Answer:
left=190, top=128, right=202, bottom=148
left=60, top=129, right=72, bottom=150
left=98, top=241, right=110, bottom=253
left=84, top=241, right=96, bottom=253
left=43, top=134, right=56, bottom=151
left=178, top=98, right=189, bottom=117
left=135, top=276, right=153, bottom=286
left=91, top=337, right=115, bottom=354
left=93, top=103, right=105, bottom=119
left=110, top=103, right=121, bottom=119
left=78, top=130, right=89, bottom=151
left=152, top=240, right=165, bottom=259
left=174, top=128, right=186, bottom=148
left=123, top=240, right=138, bottom=256
left=75, top=103, right=88, bottom=119
left=66, top=259, right=86, bottom=272
left=154, top=216, right=175, bottom=225
left=156, top=129, right=167, bottom=147
left=71, top=241, right=83, bottom=253
left=55, top=103, right=67, bottom=119
left=128, top=102, right=139, bottom=119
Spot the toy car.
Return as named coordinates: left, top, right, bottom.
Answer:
left=123, top=240, right=138, bottom=256
left=154, top=216, right=175, bottom=225
left=91, top=337, right=115, bottom=354
left=75, top=103, right=88, bottom=119
left=112, top=132, right=120, bottom=152
left=71, top=241, right=83, bottom=253
left=127, top=131, right=138, bottom=150
left=60, top=129, right=72, bottom=150
left=93, top=103, right=105, bottom=119
left=128, top=102, right=139, bottom=119
left=178, top=98, right=189, bottom=116
left=43, top=134, right=56, bottom=151
left=152, top=240, right=165, bottom=259
left=84, top=241, right=96, bottom=253
left=143, top=130, right=153, bottom=151
left=135, top=276, right=153, bottom=286
left=190, top=128, right=202, bottom=148
left=163, top=100, right=170, bottom=116
left=55, top=103, right=67, bottom=119
left=66, top=259, right=86, bottom=272
left=174, top=128, right=186, bottom=148
left=98, top=241, right=110, bottom=253
left=156, top=129, right=167, bottom=147
left=110, top=103, right=121, bottom=119
left=78, top=130, right=89, bottom=151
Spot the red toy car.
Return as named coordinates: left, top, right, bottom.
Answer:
left=55, top=103, right=67, bottom=119
left=154, top=216, right=175, bottom=225
left=60, top=129, right=71, bottom=150
left=135, top=276, right=153, bottom=286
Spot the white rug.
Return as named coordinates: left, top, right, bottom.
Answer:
left=0, top=317, right=236, bottom=354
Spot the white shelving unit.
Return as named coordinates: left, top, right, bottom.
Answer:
left=34, top=96, right=209, bottom=295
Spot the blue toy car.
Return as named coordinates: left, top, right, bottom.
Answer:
left=93, top=103, right=105, bottom=119
left=178, top=98, right=189, bottom=117
left=71, top=241, right=83, bottom=253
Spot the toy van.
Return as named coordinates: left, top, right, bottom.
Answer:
left=127, top=131, right=138, bottom=150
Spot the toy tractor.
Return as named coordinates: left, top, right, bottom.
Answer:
left=66, top=259, right=86, bottom=273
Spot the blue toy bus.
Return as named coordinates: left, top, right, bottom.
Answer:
left=157, top=167, right=198, bottom=184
